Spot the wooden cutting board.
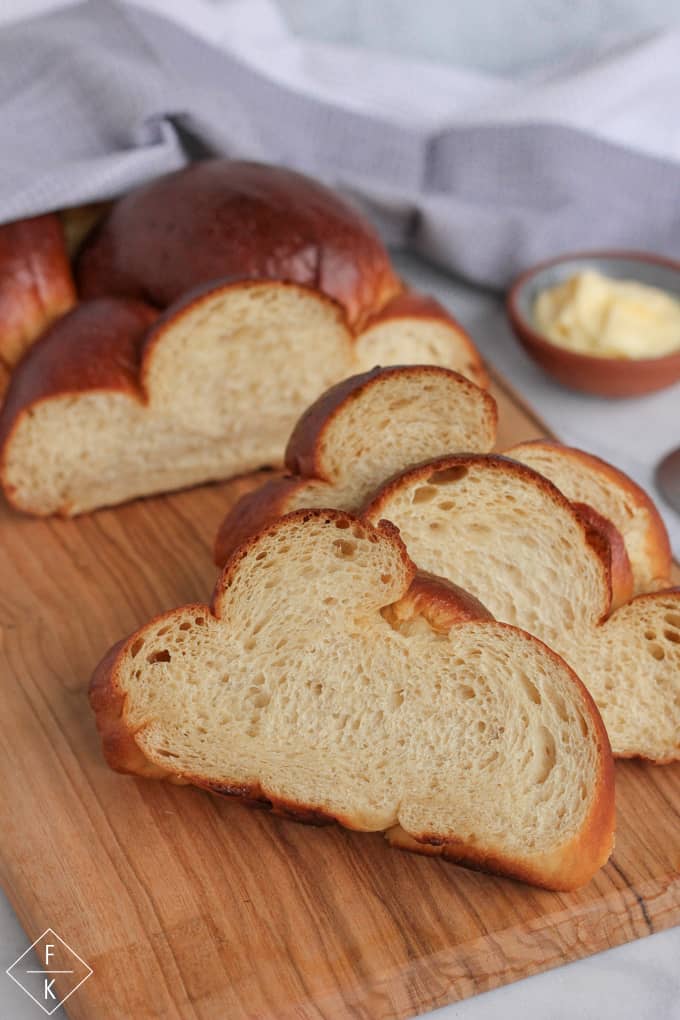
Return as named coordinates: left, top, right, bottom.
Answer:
left=1, top=372, right=678, bottom=1020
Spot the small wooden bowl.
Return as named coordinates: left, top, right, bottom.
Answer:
left=507, top=252, right=680, bottom=398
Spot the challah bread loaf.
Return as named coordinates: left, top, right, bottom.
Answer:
left=0, top=273, right=489, bottom=516
left=363, top=454, right=680, bottom=762
left=90, top=509, right=615, bottom=891
left=0, top=213, right=76, bottom=371
left=77, top=160, right=401, bottom=330
left=1, top=164, right=491, bottom=516
left=507, top=440, right=672, bottom=594
left=214, top=365, right=497, bottom=565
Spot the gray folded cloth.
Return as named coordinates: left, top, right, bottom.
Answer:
left=1, top=0, right=679, bottom=289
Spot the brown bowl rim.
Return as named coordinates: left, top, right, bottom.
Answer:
left=506, top=249, right=680, bottom=369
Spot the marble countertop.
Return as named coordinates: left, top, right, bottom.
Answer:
left=1, top=266, right=678, bottom=1020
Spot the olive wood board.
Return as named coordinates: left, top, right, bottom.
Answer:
left=0, top=371, right=678, bottom=1020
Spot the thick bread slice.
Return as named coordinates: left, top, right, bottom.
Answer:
left=0, top=213, right=76, bottom=371
left=214, top=365, right=497, bottom=565
left=363, top=455, right=680, bottom=762
left=507, top=440, right=672, bottom=594
left=0, top=277, right=487, bottom=516
left=90, top=509, right=614, bottom=891
left=354, top=292, right=488, bottom=388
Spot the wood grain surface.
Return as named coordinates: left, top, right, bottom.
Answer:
left=0, top=374, right=678, bottom=1020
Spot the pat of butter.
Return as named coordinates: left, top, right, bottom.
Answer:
left=533, top=270, right=680, bottom=358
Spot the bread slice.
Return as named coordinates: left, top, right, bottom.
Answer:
left=363, top=455, right=680, bottom=762
left=0, top=275, right=485, bottom=517
left=214, top=365, right=497, bottom=565
left=90, top=508, right=614, bottom=891
left=507, top=440, right=672, bottom=594
left=0, top=213, right=76, bottom=372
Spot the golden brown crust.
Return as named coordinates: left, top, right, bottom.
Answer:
left=284, top=363, right=496, bottom=480
left=0, top=298, right=158, bottom=500
left=508, top=440, right=672, bottom=589
left=77, top=160, right=401, bottom=329
left=213, top=474, right=305, bottom=568
left=384, top=570, right=494, bottom=633
left=0, top=213, right=76, bottom=369
left=572, top=502, right=634, bottom=611
left=360, top=290, right=489, bottom=387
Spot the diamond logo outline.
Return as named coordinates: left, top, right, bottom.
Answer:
left=6, top=927, right=93, bottom=1016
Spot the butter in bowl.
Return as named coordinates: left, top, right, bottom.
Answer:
left=507, top=253, right=680, bottom=397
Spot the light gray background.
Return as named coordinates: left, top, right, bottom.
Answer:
left=1, top=2, right=680, bottom=1018
left=278, top=0, right=680, bottom=72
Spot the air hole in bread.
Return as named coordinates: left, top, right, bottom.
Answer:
left=157, top=626, right=170, bottom=637
left=459, top=685, right=476, bottom=700
left=644, top=629, right=656, bottom=640
left=546, top=689, right=569, bottom=722
left=520, top=675, right=542, bottom=705
left=130, top=638, right=144, bottom=658
left=534, top=727, right=556, bottom=784
left=438, top=501, right=455, bottom=511
left=333, top=539, right=356, bottom=558
left=323, top=596, right=336, bottom=605
left=158, top=748, right=180, bottom=758
left=380, top=574, right=392, bottom=584
left=147, top=649, right=171, bottom=663
left=648, top=643, right=665, bottom=661
left=429, top=466, right=469, bottom=486
left=663, top=629, right=680, bottom=644
left=194, top=617, right=205, bottom=626
left=664, top=613, right=680, bottom=628
left=334, top=519, right=351, bottom=530
left=179, top=621, right=192, bottom=631
left=412, top=486, right=437, bottom=504
left=391, top=689, right=404, bottom=710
